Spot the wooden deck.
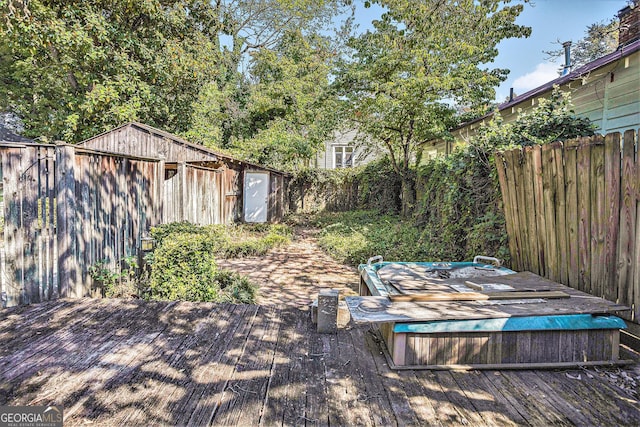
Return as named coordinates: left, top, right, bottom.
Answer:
left=1, top=298, right=639, bottom=426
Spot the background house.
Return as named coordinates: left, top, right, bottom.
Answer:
left=315, top=129, right=379, bottom=169
left=424, top=1, right=640, bottom=155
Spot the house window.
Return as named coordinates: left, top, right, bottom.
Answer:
left=333, top=146, right=354, bottom=168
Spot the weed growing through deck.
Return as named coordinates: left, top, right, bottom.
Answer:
left=88, top=255, right=139, bottom=298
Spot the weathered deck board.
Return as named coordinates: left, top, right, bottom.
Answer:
left=0, top=299, right=639, bottom=426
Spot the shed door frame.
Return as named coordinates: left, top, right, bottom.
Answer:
left=243, top=171, right=269, bottom=223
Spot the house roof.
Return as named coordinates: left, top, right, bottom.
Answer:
left=0, top=123, right=33, bottom=143
left=81, top=121, right=291, bottom=176
left=456, top=38, right=640, bottom=131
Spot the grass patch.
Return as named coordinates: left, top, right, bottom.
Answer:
left=150, top=222, right=292, bottom=258
left=313, top=209, right=509, bottom=267
left=313, top=210, right=426, bottom=266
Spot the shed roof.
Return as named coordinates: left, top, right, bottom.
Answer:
left=81, top=121, right=291, bottom=176
left=0, top=123, right=33, bottom=143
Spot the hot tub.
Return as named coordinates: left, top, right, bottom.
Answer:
left=347, top=256, right=629, bottom=369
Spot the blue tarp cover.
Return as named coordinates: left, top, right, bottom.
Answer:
left=393, top=314, right=627, bottom=333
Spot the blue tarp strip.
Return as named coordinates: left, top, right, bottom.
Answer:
left=393, top=314, right=627, bottom=333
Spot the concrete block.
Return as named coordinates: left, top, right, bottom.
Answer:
left=317, top=289, right=339, bottom=333
left=311, top=298, right=351, bottom=328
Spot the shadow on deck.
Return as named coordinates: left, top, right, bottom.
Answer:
left=0, top=299, right=638, bottom=426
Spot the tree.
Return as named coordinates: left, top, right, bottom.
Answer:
left=333, top=0, right=531, bottom=215
left=544, top=19, right=618, bottom=72
left=186, top=28, right=341, bottom=171
left=1, top=0, right=224, bottom=141
left=234, top=29, right=340, bottom=170
left=0, top=0, right=347, bottom=142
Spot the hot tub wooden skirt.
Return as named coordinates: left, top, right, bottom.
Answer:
left=379, top=315, right=628, bottom=370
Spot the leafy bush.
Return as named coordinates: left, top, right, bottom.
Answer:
left=148, top=233, right=220, bottom=301
left=142, top=222, right=289, bottom=303
left=415, top=141, right=508, bottom=263
left=289, top=157, right=401, bottom=214
left=88, top=255, right=140, bottom=298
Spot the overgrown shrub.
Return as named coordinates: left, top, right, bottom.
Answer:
left=88, top=255, right=140, bottom=298
left=142, top=222, right=288, bottom=303
left=414, top=141, right=508, bottom=263
left=289, top=157, right=401, bottom=213
left=148, top=233, right=220, bottom=301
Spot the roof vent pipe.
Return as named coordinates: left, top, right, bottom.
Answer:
left=509, top=88, right=514, bottom=102
left=562, top=41, right=572, bottom=75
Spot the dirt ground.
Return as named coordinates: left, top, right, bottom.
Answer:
left=217, top=227, right=360, bottom=307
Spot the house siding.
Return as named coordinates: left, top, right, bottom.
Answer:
left=425, top=42, right=640, bottom=158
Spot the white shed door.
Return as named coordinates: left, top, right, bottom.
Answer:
left=244, top=172, right=269, bottom=223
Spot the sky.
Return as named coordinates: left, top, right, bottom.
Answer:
left=349, top=0, right=628, bottom=103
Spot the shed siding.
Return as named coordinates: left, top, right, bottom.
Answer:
left=80, top=122, right=288, bottom=224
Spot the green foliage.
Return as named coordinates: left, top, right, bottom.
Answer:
left=290, top=157, right=402, bottom=213
left=473, top=87, right=596, bottom=149
left=415, top=146, right=509, bottom=263
left=150, top=221, right=292, bottom=259
left=148, top=233, right=220, bottom=302
left=0, top=0, right=224, bottom=141
left=88, top=256, right=139, bottom=298
left=212, top=270, right=257, bottom=304
left=333, top=0, right=531, bottom=213
left=314, top=210, right=425, bottom=265
left=199, top=29, right=341, bottom=171
left=146, top=222, right=288, bottom=302
left=0, top=0, right=347, bottom=143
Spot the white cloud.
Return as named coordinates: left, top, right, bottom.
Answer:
left=512, top=62, right=561, bottom=94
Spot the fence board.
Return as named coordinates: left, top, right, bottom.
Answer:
left=22, top=147, right=39, bottom=303
left=512, top=150, right=530, bottom=271
left=564, top=139, right=580, bottom=290
left=618, top=130, right=637, bottom=314
left=531, top=146, right=547, bottom=277
left=2, top=148, right=23, bottom=306
left=512, top=149, right=529, bottom=271
left=590, top=136, right=606, bottom=299
left=604, top=133, right=621, bottom=303
left=541, top=144, right=558, bottom=281
left=552, top=143, right=569, bottom=286
left=495, top=154, right=520, bottom=271
left=523, top=147, right=544, bottom=275
left=576, top=138, right=592, bottom=293
left=631, top=130, right=640, bottom=322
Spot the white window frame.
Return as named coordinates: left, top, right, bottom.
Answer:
left=332, top=145, right=355, bottom=169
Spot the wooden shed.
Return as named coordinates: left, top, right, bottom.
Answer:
left=80, top=122, right=290, bottom=224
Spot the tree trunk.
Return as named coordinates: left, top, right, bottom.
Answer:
left=400, top=175, right=415, bottom=217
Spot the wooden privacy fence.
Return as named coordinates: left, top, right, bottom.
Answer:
left=0, top=142, right=164, bottom=307
left=495, top=129, right=639, bottom=323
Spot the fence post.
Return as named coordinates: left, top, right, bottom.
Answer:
left=56, top=144, right=80, bottom=298
left=1, top=146, right=24, bottom=307
left=177, top=162, right=187, bottom=221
